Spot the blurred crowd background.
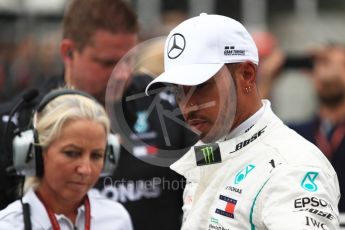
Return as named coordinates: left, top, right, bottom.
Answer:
left=0, top=0, right=345, bottom=124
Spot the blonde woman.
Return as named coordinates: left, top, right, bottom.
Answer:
left=0, top=89, right=132, bottom=229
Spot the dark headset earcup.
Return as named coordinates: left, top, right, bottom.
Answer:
left=34, top=129, right=44, bottom=177
left=101, top=133, right=120, bottom=177
left=35, top=149, right=43, bottom=177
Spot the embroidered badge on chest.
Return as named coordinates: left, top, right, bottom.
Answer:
left=194, top=143, right=222, bottom=166
left=215, top=195, right=237, bottom=219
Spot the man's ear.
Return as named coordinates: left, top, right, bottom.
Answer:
left=235, top=61, right=258, bottom=95
left=242, top=61, right=257, bottom=84
left=60, top=39, right=75, bottom=63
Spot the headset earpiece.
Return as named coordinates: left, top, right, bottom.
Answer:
left=33, top=129, right=44, bottom=177
left=10, top=89, right=119, bottom=177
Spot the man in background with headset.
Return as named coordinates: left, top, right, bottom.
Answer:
left=0, top=0, right=196, bottom=229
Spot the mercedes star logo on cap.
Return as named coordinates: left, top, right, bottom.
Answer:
left=167, top=33, right=186, bottom=59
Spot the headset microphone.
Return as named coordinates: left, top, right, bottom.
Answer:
left=22, top=89, right=39, bottom=104
left=4, top=89, right=39, bottom=126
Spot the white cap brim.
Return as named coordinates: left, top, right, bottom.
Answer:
left=145, top=63, right=224, bottom=95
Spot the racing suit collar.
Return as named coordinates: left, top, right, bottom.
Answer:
left=170, top=100, right=279, bottom=177
left=219, top=100, right=265, bottom=142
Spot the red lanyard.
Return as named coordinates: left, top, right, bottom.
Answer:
left=36, top=191, right=91, bottom=230
left=315, top=123, right=345, bottom=159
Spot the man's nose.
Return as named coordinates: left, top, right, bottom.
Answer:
left=180, top=86, right=198, bottom=108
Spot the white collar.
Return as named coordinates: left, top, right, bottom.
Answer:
left=220, top=101, right=265, bottom=142
left=171, top=100, right=280, bottom=177
left=23, top=188, right=51, bottom=229
left=23, top=188, right=93, bottom=228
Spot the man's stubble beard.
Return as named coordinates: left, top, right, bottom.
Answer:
left=201, top=74, right=237, bottom=143
left=201, top=96, right=235, bottom=143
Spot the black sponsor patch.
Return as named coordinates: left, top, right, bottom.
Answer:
left=229, top=126, right=266, bottom=153
left=294, top=208, right=335, bottom=221
left=195, top=143, right=221, bottom=166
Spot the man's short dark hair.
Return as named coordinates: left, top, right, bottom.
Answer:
left=63, top=0, right=139, bottom=51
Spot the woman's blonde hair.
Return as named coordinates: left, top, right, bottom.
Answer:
left=23, top=88, right=110, bottom=193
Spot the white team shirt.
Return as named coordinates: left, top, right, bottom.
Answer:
left=0, top=188, right=133, bottom=230
left=171, top=100, right=340, bottom=230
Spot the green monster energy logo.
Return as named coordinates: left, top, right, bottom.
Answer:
left=201, top=146, right=214, bottom=164
left=195, top=143, right=221, bottom=166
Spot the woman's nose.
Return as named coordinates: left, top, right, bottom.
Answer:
left=77, top=158, right=92, bottom=175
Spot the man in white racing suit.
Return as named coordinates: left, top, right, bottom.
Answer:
left=145, top=13, right=340, bottom=229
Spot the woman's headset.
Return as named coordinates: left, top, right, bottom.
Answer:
left=9, top=89, right=120, bottom=177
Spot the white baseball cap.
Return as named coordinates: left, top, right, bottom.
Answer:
left=145, top=13, right=259, bottom=95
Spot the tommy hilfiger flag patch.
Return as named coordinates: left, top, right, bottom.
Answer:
left=215, top=195, right=237, bottom=218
